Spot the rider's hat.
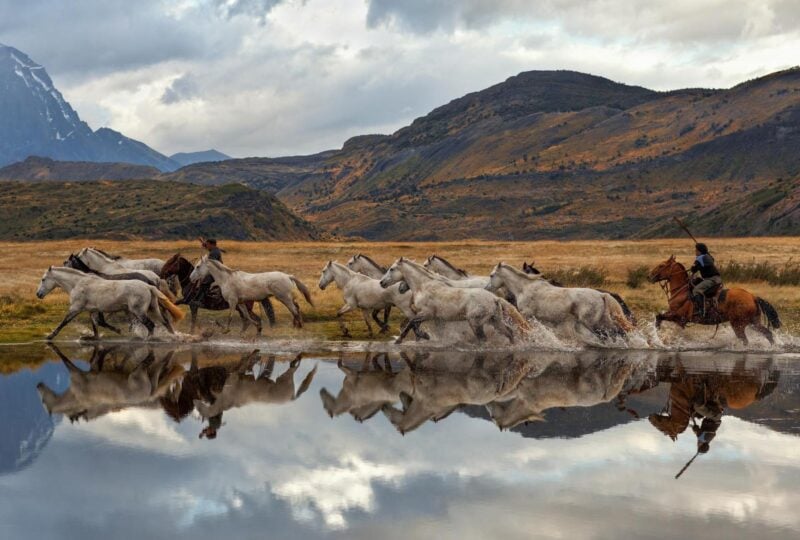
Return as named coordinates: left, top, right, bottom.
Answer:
left=695, top=243, right=709, bottom=254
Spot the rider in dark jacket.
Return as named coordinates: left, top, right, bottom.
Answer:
left=690, top=243, right=722, bottom=313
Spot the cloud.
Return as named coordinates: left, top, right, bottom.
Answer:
left=161, top=74, right=201, bottom=104
left=1, top=0, right=799, bottom=157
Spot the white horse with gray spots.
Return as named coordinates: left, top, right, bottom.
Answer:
left=380, top=258, right=529, bottom=344
left=486, top=262, right=633, bottom=343
left=36, top=266, right=184, bottom=340
left=319, top=261, right=417, bottom=338
left=190, top=256, right=314, bottom=334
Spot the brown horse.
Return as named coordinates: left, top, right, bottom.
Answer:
left=648, top=255, right=781, bottom=344
left=160, top=254, right=270, bottom=334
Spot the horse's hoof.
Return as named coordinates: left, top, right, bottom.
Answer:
left=394, top=338, right=404, bottom=345
left=45, top=334, right=55, bottom=341
left=379, top=326, right=390, bottom=334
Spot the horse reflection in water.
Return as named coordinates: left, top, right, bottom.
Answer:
left=175, top=350, right=317, bottom=439
left=648, top=358, right=780, bottom=457
left=320, top=351, right=539, bottom=435
left=486, top=352, right=644, bottom=430
left=36, top=346, right=317, bottom=440
left=37, top=344, right=185, bottom=423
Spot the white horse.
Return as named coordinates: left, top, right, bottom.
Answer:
left=346, top=254, right=387, bottom=279
left=319, top=261, right=415, bottom=338
left=75, top=248, right=173, bottom=296
left=486, top=263, right=633, bottom=342
left=85, top=247, right=165, bottom=274
left=423, top=254, right=491, bottom=288
left=346, top=254, right=393, bottom=330
left=36, top=267, right=184, bottom=340
left=190, top=256, right=313, bottom=333
left=380, top=258, right=528, bottom=344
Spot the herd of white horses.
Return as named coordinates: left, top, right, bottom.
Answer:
left=36, top=247, right=640, bottom=347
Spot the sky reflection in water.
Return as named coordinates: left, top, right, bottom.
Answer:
left=0, top=343, right=799, bottom=540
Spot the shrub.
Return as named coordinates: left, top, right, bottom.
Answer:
left=626, top=265, right=650, bottom=289
left=548, top=266, right=607, bottom=288
left=718, top=259, right=800, bottom=286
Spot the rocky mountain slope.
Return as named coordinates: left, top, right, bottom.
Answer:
left=0, top=156, right=161, bottom=181
left=168, top=69, right=800, bottom=240
left=169, top=149, right=231, bottom=167
left=0, top=180, right=321, bottom=240
left=0, top=44, right=178, bottom=171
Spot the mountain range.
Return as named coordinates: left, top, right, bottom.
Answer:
left=162, top=69, right=800, bottom=240
left=2, top=40, right=800, bottom=240
left=0, top=44, right=182, bottom=171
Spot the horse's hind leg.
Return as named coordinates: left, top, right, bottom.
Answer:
left=138, top=314, right=156, bottom=338
left=732, top=322, right=749, bottom=345
left=190, top=305, right=199, bottom=334
left=494, top=316, right=515, bottom=344
left=361, top=309, right=375, bottom=337
left=275, top=292, right=302, bottom=328
left=752, top=322, right=774, bottom=345
left=469, top=319, right=488, bottom=342
left=96, top=312, right=121, bottom=334
left=372, top=309, right=389, bottom=334
left=263, top=298, right=276, bottom=327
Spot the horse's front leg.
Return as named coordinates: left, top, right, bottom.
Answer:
left=396, top=317, right=427, bottom=344
left=96, top=312, right=121, bottom=334
left=223, top=303, right=238, bottom=334
left=337, top=304, right=354, bottom=338
left=190, top=305, right=198, bottom=334
left=361, top=309, right=375, bottom=337
left=47, top=309, right=81, bottom=340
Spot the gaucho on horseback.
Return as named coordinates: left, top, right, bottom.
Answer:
left=690, top=242, right=722, bottom=318
left=178, top=237, right=224, bottom=306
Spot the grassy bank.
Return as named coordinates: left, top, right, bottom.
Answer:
left=2, top=238, right=800, bottom=343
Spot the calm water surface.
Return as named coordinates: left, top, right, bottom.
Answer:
left=1, top=343, right=799, bottom=539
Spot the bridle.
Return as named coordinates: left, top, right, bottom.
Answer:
left=653, top=261, right=691, bottom=304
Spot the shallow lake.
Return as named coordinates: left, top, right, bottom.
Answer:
left=1, top=342, right=799, bottom=539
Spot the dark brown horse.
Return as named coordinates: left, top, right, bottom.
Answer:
left=648, top=255, right=781, bottom=344
left=160, top=254, right=271, bottom=334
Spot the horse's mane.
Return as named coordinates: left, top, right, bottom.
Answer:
left=206, top=258, right=233, bottom=273
left=91, top=247, right=121, bottom=260
left=51, top=266, right=92, bottom=277
left=431, top=255, right=469, bottom=277
left=356, top=254, right=386, bottom=273
left=500, top=262, right=540, bottom=280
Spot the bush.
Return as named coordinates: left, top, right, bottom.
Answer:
left=718, top=259, right=800, bottom=286
left=548, top=266, right=607, bottom=288
left=626, top=265, right=650, bottom=289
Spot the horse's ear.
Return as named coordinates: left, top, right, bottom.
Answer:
left=669, top=254, right=675, bottom=261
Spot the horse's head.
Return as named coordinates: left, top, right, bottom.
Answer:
left=189, top=256, right=209, bottom=283
left=486, top=262, right=505, bottom=291
left=36, top=266, right=58, bottom=299
left=160, top=253, right=182, bottom=278
left=422, top=255, right=435, bottom=269
left=318, top=261, right=335, bottom=290
left=380, top=258, right=405, bottom=289
left=648, top=255, right=679, bottom=283
left=522, top=261, right=541, bottom=275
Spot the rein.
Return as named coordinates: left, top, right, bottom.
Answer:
left=655, top=264, right=691, bottom=304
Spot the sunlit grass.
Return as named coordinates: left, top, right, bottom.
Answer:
left=2, top=237, right=800, bottom=342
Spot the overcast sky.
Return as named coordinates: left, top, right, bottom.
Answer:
left=2, top=0, right=799, bottom=157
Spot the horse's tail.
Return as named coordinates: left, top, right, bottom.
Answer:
left=294, top=364, right=318, bottom=401
left=604, top=294, right=634, bottom=334
left=290, top=276, right=315, bottom=307
left=157, top=279, right=177, bottom=302
left=756, top=297, right=782, bottom=330
left=498, top=299, right=530, bottom=332
left=607, top=291, right=636, bottom=323
left=154, top=289, right=185, bottom=322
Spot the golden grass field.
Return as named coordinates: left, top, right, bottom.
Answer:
left=1, top=238, right=800, bottom=344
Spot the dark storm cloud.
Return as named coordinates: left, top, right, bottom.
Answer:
left=0, top=0, right=287, bottom=79
left=161, top=73, right=201, bottom=104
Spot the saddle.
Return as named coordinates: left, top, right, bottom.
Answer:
left=690, top=278, right=727, bottom=322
